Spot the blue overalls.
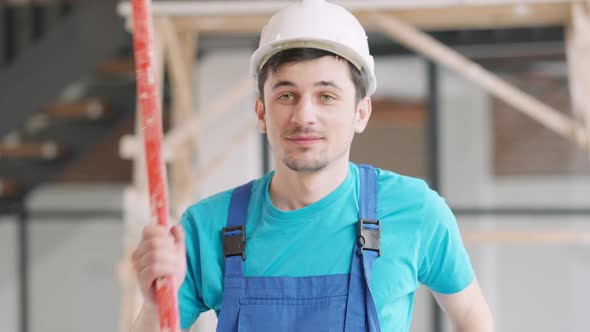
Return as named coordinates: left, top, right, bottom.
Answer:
left=216, top=165, right=382, bottom=331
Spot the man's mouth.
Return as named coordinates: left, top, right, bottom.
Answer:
left=286, top=135, right=324, bottom=145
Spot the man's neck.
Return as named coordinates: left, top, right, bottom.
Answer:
left=269, top=159, right=350, bottom=211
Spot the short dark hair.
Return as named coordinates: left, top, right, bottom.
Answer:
left=257, top=48, right=368, bottom=103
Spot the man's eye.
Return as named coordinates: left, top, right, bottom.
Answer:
left=320, top=94, right=336, bottom=101
left=278, top=93, right=294, bottom=101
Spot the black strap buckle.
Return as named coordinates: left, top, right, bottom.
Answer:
left=222, top=225, right=246, bottom=260
left=358, top=219, right=381, bottom=256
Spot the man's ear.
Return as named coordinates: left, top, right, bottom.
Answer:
left=354, top=97, right=372, bottom=133
left=255, top=98, right=266, bottom=133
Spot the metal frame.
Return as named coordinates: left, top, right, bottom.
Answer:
left=426, top=60, right=444, bottom=332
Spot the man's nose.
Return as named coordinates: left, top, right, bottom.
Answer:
left=291, top=95, right=317, bottom=126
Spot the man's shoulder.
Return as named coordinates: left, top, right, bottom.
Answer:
left=183, top=173, right=271, bottom=222
left=373, top=167, right=456, bottom=230
left=374, top=166, right=431, bottom=197
left=187, top=187, right=234, bottom=215
left=372, top=166, right=448, bottom=221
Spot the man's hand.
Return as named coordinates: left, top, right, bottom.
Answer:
left=132, top=224, right=187, bottom=307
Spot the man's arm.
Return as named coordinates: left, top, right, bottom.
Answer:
left=130, top=224, right=189, bottom=332
left=432, top=278, right=494, bottom=332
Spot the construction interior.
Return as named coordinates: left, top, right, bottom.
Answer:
left=1, top=0, right=589, bottom=331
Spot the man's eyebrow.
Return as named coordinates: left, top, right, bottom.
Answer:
left=272, top=81, right=296, bottom=90
left=315, top=81, right=342, bottom=90
left=271, top=80, right=343, bottom=90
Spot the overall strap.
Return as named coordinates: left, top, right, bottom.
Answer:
left=358, top=164, right=380, bottom=282
left=345, top=164, right=382, bottom=332
left=223, top=181, right=254, bottom=278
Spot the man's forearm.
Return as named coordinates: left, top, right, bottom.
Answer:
left=453, top=304, right=494, bottom=332
left=455, top=319, right=494, bottom=332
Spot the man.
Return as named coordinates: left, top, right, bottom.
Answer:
left=131, top=0, right=494, bottom=331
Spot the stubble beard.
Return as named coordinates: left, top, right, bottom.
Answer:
left=282, top=149, right=329, bottom=173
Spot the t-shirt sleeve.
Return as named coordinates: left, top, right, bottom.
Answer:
left=417, top=188, right=475, bottom=294
left=178, top=211, right=209, bottom=330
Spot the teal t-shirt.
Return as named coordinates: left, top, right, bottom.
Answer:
left=178, top=163, right=474, bottom=331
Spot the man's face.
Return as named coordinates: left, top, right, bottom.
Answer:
left=255, top=56, right=371, bottom=173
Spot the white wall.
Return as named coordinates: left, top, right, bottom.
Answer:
left=0, top=218, right=18, bottom=332
left=28, top=185, right=124, bottom=332
left=372, top=56, right=590, bottom=332
left=29, top=220, right=123, bottom=332
left=0, top=185, right=126, bottom=332
left=438, top=65, right=590, bottom=332
left=192, top=49, right=262, bottom=200
left=463, top=217, right=590, bottom=332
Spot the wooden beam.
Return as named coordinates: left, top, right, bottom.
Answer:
left=96, top=58, right=135, bottom=78
left=463, top=229, right=590, bottom=245
left=566, top=2, right=590, bottom=156
left=4, top=0, right=59, bottom=6
left=174, top=4, right=571, bottom=33
left=165, top=25, right=198, bottom=215
left=164, top=77, right=253, bottom=157
left=45, top=98, right=112, bottom=120
left=118, top=1, right=573, bottom=17
left=369, top=11, right=588, bottom=149
left=120, top=77, right=252, bottom=161
left=0, top=141, right=64, bottom=160
left=361, top=2, right=572, bottom=31
left=0, top=179, right=19, bottom=198
left=154, top=21, right=166, bottom=123
left=189, top=121, right=259, bottom=199
left=120, top=1, right=574, bottom=33
left=158, top=18, right=196, bottom=214
left=159, top=17, right=193, bottom=118
left=180, top=30, right=197, bottom=70
left=173, top=15, right=268, bottom=33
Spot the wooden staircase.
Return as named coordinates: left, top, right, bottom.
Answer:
left=0, top=0, right=136, bottom=202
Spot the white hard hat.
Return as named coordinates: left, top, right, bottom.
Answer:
left=250, top=0, right=377, bottom=96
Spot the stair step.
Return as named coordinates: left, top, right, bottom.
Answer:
left=45, top=98, right=112, bottom=120
left=4, top=0, right=74, bottom=7
left=4, top=0, right=38, bottom=7
left=96, top=58, right=135, bottom=78
left=0, top=141, right=65, bottom=160
left=0, top=178, right=19, bottom=198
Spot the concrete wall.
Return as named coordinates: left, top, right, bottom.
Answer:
left=0, top=185, right=125, bottom=332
